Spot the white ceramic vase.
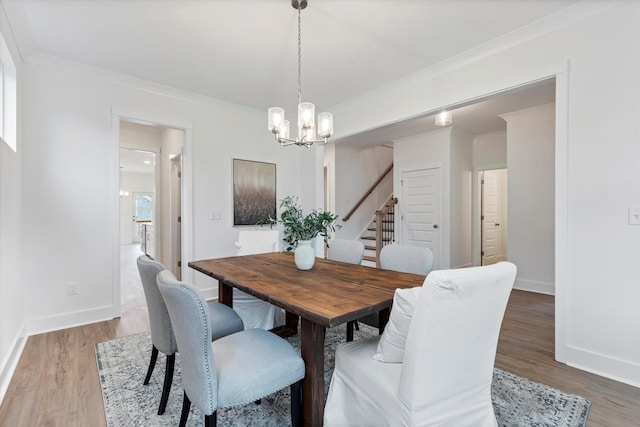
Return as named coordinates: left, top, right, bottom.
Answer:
left=294, top=239, right=316, bottom=270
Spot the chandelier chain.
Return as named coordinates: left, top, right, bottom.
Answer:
left=297, top=0, right=302, bottom=106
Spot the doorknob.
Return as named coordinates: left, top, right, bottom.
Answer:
left=433, top=224, right=439, bottom=229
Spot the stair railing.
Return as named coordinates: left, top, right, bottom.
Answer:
left=375, top=197, right=398, bottom=267
left=343, top=164, right=393, bottom=222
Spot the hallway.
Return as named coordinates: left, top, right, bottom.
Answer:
left=120, top=243, right=150, bottom=330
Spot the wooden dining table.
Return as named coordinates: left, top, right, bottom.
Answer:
left=189, top=252, right=425, bottom=427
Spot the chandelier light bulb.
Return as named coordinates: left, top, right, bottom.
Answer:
left=268, top=107, right=285, bottom=133
left=318, top=112, right=333, bottom=138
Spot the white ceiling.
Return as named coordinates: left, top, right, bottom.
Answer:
left=3, top=0, right=573, bottom=146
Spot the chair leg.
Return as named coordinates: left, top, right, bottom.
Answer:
left=346, top=321, right=354, bottom=342
left=158, top=354, right=175, bottom=415
left=143, top=346, right=159, bottom=385
left=290, top=380, right=303, bottom=427
left=179, top=391, right=191, bottom=427
left=205, top=411, right=217, bottom=427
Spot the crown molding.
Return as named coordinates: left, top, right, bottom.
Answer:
left=25, top=51, right=265, bottom=118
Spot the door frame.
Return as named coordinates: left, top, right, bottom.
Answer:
left=111, top=110, right=193, bottom=318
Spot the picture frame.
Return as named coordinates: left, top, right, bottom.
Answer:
left=233, top=159, right=277, bottom=226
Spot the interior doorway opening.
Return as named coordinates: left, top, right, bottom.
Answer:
left=118, top=119, right=184, bottom=309
left=480, top=168, right=508, bottom=266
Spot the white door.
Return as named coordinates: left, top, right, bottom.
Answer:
left=481, top=169, right=507, bottom=265
left=400, top=168, right=441, bottom=268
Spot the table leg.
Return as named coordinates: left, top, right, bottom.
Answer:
left=219, top=281, right=233, bottom=308
left=300, top=318, right=326, bottom=427
left=270, top=311, right=299, bottom=338
left=378, top=307, right=390, bottom=335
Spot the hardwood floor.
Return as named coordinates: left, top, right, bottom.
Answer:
left=1, top=253, right=639, bottom=426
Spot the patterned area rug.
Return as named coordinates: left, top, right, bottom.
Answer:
left=95, top=325, right=590, bottom=426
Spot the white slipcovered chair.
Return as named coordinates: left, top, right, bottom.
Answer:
left=324, top=262, right=517, bottom=427
left=157, top=270, right=305, bottom=427
left=327, top=238, right=365, bottom=265
left=233, top=230, right=282, bottom=329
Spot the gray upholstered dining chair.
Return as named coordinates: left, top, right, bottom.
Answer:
left=347, top=244, right=434, bottom=340
left=156, top=270, right=305, bottom=427
left=379, top=243, right=434, bottom=276
left=327, top=238, right=365, bottom=265
left=136, top=255, right=244, bottom=415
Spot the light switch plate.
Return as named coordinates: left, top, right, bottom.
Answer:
left=629, top=207, right=640, bottom=225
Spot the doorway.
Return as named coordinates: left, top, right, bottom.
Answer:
left=480, top=168, right=508, bottom=265
left=118, top=119, right=185, bottom=313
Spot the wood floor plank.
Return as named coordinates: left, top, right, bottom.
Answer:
left=1, top=247, right=639, bottom=425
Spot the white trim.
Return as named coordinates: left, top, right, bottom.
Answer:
left=0, top=329, right=27, bottom=406
left=29, top=52, right=263, bottom=117
left=514, top=278, right=555, bottom=296
left=554, top=67, right=570, bottom=364
left=110, top=115, right=121, bottom=318
left=24, top=306, right=115, bottom=336
left=564, top=345, right=640, bottom=389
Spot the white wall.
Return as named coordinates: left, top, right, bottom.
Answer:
left=19, top=57, right=317, bottom=334
left=392, top=126, right=473, bottom=269
left=159, top=128, right=184, bottom=268
left=393, top=128, right=450, bottom=269
left=472, top=130, right=507, bottom=266
left=334, top=144, right=393, bottom=239
left=0, top=6, right=24, bottom=402
left=502, top=104, right=555, bottom=294
left=473, top=130, right=507, bottom=169
left=449, top=128, right=473, bottom=268
left=330, top=2, right=640, bottom=386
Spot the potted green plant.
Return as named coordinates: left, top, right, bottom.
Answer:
left=273, top=196, right=339, bottom=269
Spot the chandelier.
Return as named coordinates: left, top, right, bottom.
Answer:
left=267, top=0, right=333, bottom=149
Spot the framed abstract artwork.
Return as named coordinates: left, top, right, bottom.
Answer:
left=233, top=159, right=277, bottom=226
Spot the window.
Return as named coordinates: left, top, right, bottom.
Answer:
left=0, top=32, right=16, bottom=152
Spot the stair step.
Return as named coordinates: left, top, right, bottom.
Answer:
left=368, top=227, right=394, bottom=232
left=361, top=236, right=392, bottom=242
left=364, top=245, right=376, bottom=251
left=363, top=255, right=377, bottom=263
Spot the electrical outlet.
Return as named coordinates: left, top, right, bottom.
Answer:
left=629, top=207, right=640, bottom=225
left=67, top=282, right=78, bottom=295
left=210, top=211, right=222, bottom=220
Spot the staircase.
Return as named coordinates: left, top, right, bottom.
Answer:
left=360, top=197, right=397, bottom=267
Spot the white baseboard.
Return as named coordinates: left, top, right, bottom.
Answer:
left=0, top=329, right=27, bottom=407
left=564, top=344, right=640, bottom=389
left=514, top=278, right=555, bottom=295
left=453, top=263, right=473, bottom=269
left=24, top=305, right=117, bottom=336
